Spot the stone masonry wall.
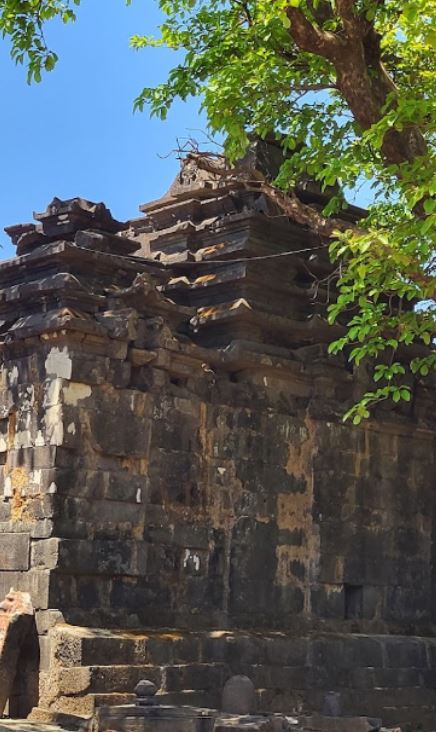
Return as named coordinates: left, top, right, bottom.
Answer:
left=0, top=332, right=434, bottom=636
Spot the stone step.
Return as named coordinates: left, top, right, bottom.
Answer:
left=156, top=689, right=219, bottom=709
left=48, top=692, right=136, bottom=719
left=340, top=686, right=436, bottom=718
left=28, top=706, right=94, bottom=730
left=379, top=705, right=436, bottom=731
left=42, top=626, right=436, bottom=729
left=50, top=626, right=208, bottom=668
left=56, top=665, right=163, bottom=695
left=164, top=664, right=229, bottom=693
left=54, top=662, right=229, bottom=697
left=0, top=723, right=77, bottom=732
left=51, top=626, right=150, bottom=667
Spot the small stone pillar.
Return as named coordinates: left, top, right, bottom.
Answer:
left=222, top=675, right=256, bottom=715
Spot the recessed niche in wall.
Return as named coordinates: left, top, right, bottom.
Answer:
left=344, top=584, right=363, bottom=620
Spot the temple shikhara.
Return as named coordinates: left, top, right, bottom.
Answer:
left=0, top=145, right=435, bottom=731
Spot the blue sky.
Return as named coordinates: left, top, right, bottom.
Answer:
left=0, top=1, right=373, bottom=261
left=0, top=0, right=205, bottom=259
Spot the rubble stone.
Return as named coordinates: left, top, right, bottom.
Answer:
left=0, top=590, right=39, bottom=718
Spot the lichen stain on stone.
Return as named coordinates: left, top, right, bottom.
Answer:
left=120, top=457, right=149, bottom=475
left=354, top=423, right=371, bottom=478
left=278, top=416, right=321, bottom=610
left=62, top=383, right=92, bottom=406
left=195, top=274, right=216, bottom=284
left=7, top=411, right=16, bottom=450
left=285, top=425, right=310, bottom=478
left=198, top=401, right=209, bottom=457
left=277, top=492, right=308, bottom=531
left=6, top=466, right=34, bottom=522
left=45, top=346, right=73, bottom=380
left=275, top=546, right=301, bottom=586
left=43, top=378, right=63, bottom=408
left=44, top=405, right=64, bottom=446
left=7, top=366, right=19, bottom=387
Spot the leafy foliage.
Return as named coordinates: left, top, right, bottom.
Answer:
left=0, top=0, right=80, bottom=81
left=131, top=0, right=435, bottom=420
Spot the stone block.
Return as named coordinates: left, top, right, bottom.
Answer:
left=38, top=634, right=52, bottom=670
left=384, top=584, right=431, bottom=623
left=150, top=407, right=202, bottom=453
left=0, top=533, right=30, bottom=570
left=55, top=496, right=145, bottom=538
left=31, top=538, right=60, bottom=570
left=229, top=518, right=278, bottom=615
left=171, top=634, right=202, bottom=663
left=384, top=637, right=428, bottom=669
left=8, top=446, right=57, bottom=471
left=148, top=449, right=202, bottom=506
left=273, top=586, right=305, bottom=617
left=0, top=502, right=11, bottom=522
left=277, top=529, right=305, bottom=546
left=250, top=664, right=309, bottom=690
left=354, top=637, right=384, bottom=667
left=310, top=585, right=344, bottom=619
left=165, top=662, right=227, bottom=692
left=347, top=668, right=376, bottom=690
left=56, top=665, right=92, bottom=695
left=264, top=637, right=308, bottom=667
left=35, top=608, right=64, bottom=635
left=200, top=634, right=230, bottom=663
left=0, top=569, right=50, bottom=610
left=173, top=524, right=210, bottom=550
left=90, top=664, right=162, bottom=693
left=50, top=625, right=148, bottom=668
left=311, top=638, right=351, bottom=670
left=106, top=472, right=148, bottom=503
left=43, top=538, right=148, bottom=577
left=145, top=635, right=175, bottom=665
left=372, top=666, right=422, bottom=688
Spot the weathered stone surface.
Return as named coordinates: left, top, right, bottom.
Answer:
left=0, top=534, right=30, bottom=570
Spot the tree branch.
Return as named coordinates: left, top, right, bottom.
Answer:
left=185, top=151, right=355, bottom=239
left=335, top=0, right=364, bottom=38
left=286, top=7, right=344, bottom=59
left=291, top=82, right=337, bottom=94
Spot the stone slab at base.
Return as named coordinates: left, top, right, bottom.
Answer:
left=0, top=723, right=76, bottom=732
left=34, top=624, right=436, bottom=730
left=301, top=715, right=381, bottom=732
left=96, top=705, right=405, bottom=732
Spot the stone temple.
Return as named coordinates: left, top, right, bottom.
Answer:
left=0, top=148, right=435, bottom=731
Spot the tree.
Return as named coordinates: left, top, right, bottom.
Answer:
left=2, top=1, right=435, bottom=421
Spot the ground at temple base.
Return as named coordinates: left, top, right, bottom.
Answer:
left=0, top=722, right=76, bottom=732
